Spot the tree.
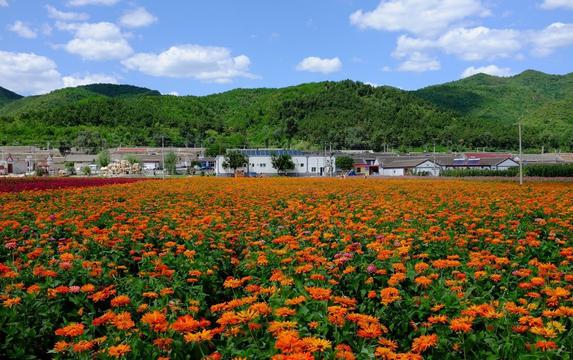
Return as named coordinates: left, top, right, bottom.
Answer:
left=164, top=151, right=177, bottom=175
left=222, top=151, right=248, bottom=173
left=97, top=149, right=111, bottom=168
left=81, top=166, right=91, bottom=176
left=336, top=156, right=354, bottom=172
left=271, top=154, right=295, bottom=175
left=74, top=130, right=106, bottom=154
left=123, top=154, right=140, bottom=165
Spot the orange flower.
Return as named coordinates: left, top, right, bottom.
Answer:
left=305, top=287, right=332, bottom=301
left=171, top=314, right=201, bottom=333
left=108, top=344, right=131, bottom=357
left=72, top=340, right=94, bottom=353
left=534, top=341, right=557, bottom=351
left=449, top=317, right=473, bottom=333
left=55, top=323, right=85, bottom=337
left=2, top=297, right=21, bottom=308
left=380, top=287, right=401, bottom=305
left=302, top=337, right=331, bottom=352
left=112, top=312, right=135, bottom=330
left=110, top=295, right=131, bottom=307
left=411, top=334, right=438, bottom=353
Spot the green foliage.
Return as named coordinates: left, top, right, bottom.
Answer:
left=64, top=161, right=75, bottom=175
left=124, top=154, right=140, bottom=164
left=271, top=154, right=295, bottom=175
left=97, top=149, right=111, bottom=167
left=222, top=151, right=248, bottom=171
left=335, top=156, right=354, bottom=171
left=164, top=151, right=177, bottom=175
left=81, top=166, right=91, bottom=176
left=415, top=70, right=573, bottom=150
left=441, top=168, right=519, bottom=177
left=0, top=72, right=571, bottom=152
left=524, top=164, right=573, bottom=177
left=0, top=86, right=22, bottom=108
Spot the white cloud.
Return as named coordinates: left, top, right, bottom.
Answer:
left=397, top=52, right=441, bottom=72
left=0, top=51, right=61, bottom=95
left=0, top=50, right=120, bottom=95
left=46, top=5, right=89, bottom=21
left=119, top=7, right=157, bottom=28
left=122, top=45, right=255, bottom=83
left=530, top=22, right=573, bottom=56
left=350, top=0, right=489, bottom=35
left=461, top=65, right=513, bottom=78
left=541, top=0, right=573, bottom=9
left=0, top=0, right=8, bottom=7
left=8, top=21, right=38, bottom=39
left=62, top=73, right=118, bottom=87
left=167, top=91, right=179, bottom=96
left=59, top=22, right=133, bottom=61
left=296, top=57, right=342, bottom=74
left=394, top=27, right=522, bottom=62
left=437, top=27, right=522, bottom=61
left=68, top=0, right=120, bottom=6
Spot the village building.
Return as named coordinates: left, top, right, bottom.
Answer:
left=215, top=149, right=335, bottom=176
left=0, top=146, right=64, bottom=175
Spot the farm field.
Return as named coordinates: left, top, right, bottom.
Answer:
left=0, top=178, right=571, bottom=359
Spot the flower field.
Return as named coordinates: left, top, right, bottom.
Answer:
left=0, top=177, right=144, bottom=193
left=0, top=178, right=571, bottom=359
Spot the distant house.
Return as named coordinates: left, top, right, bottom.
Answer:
left=216, top=149, right=335, bottom=176
left=381, top=158, right=441, bottom=176
left=0, top=146, right=63, bottom=175
left=110, top=147, right=206, bottom=172
left=441, top=156, right=519, bottom=171
left=65, top=154, right=97, bottom=174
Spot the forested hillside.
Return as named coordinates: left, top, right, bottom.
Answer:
left=0, top=70, right=571, bottom=154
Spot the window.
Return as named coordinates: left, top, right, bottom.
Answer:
left=311, top=167, right=316, bottom=172
left=260, top=163, right=266, bottom=168
left=300, top=163, right=304, bottom=167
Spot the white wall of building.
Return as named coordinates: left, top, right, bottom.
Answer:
left=414, top=160, right=441, bottom=176
left=382, top=168, right=405, bottom=176
left=216, top=154, right=335, bottom=176
left=496, top=159, right=519, bottom=170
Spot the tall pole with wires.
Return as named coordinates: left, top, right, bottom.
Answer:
left=518, top=121, right=523, bottom=185
left=162, top=135, right=165, bottom=180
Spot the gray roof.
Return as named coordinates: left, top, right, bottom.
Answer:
left=65, top=154, right=97, bottom=162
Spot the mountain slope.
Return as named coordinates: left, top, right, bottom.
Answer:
left=0, top=84, right=160, bottom=115
left=0, top=87, right=23, bottom=108
left=0, top=70, right=571, bottom=153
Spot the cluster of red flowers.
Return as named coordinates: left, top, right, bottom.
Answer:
left=0, top=177, right=145, bottom=193
left=0, top=178, right=571, bottom=359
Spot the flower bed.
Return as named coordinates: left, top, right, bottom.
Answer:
left=0, top=178, right=571, bottom=359
left=0, top=177, right=145, bottom=193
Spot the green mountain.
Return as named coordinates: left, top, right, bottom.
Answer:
left=0, top=87, right=23, bottom=108
left=0, top=70, right=571, bottom=154
left=414, top=70, right=573, bottom=149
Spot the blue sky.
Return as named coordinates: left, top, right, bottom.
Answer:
left=1, top=0, right=573, bottom=96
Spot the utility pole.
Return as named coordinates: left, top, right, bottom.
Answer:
left=518, top=121, right=523, bottom=185
left=433, top=140, right=437, bottom=176
left=162, top=135, right=165, bottom=180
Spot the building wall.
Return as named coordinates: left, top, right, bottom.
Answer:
left=414, top=161, right=441, bottom=176
left=496, top=159, right=519, bottom=170
left=382, top=168, right=405, bottom=176
left=216, top=154, right=335, bottom=176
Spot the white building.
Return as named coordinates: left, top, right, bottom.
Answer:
left=381, top=158, right=442, bottom=176
left=216, top=149, right=335, bottom=176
